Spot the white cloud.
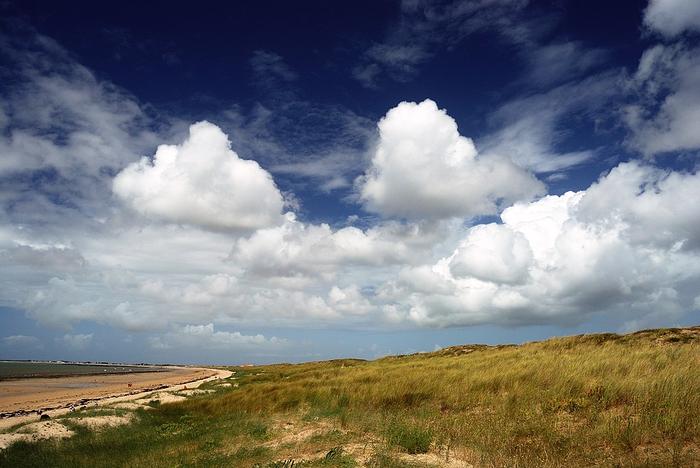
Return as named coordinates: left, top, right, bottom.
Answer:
left=150, top=323, right=285, bottom=350
left=58, top=333, right=93, bottom=351
left=382, top=161, right=700, bottom=327
left=113, top=121, right=285, bottom=231
left=1, top=335, right=42, bottom=349
left=328, top=285, right=373, bottom=316
left=0, top=29, right=172, bottom=240
left=25, top=277, right=103, bottom=329
left=644, top=0, right=700, bottom=37
left=0, top=36, right=158, bottom=179
left=230, top=213, right=419, bottom=280
left=358, top=99, right=543, bottom=220
left=448, top=224, right=533, bottom=284
left=574, top=161, right=700, bottom=250
left=6, top=158, right=700, bottom=338
left=0, top=245, right=86, bottom=272
left=624, top=44, right=700, bottom=155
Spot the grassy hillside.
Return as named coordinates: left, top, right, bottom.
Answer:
left=2, top=326, right=699, bottom=467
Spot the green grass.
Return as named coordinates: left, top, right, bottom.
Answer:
left=1, top=326, right=699, bottom=467
left=385, top=420, right=432, bottom=454
left=0, top=405, right=273, bottom=467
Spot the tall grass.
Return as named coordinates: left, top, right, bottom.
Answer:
left=1, top=326, right=699, bottom=467
left=194, top=327, right=700, bottom=466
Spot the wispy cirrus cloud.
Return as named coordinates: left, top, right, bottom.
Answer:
left=480, top=71, right=622, bottom=173
left=353, top=0, right=534, bottom=88
left=623, top=43, right=700, bottom=156
left=250, top=50, right=298, bottom=84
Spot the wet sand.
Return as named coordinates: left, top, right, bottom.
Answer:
left=0, top=366, right=216, bottom=415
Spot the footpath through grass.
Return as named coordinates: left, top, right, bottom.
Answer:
left=1, top=326, right=699, bottom=467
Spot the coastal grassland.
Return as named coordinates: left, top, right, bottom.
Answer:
left=1, top=326, right=699, bottom=467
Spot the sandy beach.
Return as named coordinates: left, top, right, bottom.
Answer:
left=0, top=366, right=217, bottom=416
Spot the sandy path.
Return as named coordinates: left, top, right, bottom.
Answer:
left=0, top=367, right=232, bottom=431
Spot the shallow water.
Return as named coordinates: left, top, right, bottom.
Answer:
left=0, top=361, right=163, bottom=380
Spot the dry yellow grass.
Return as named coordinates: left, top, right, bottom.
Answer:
left=196, top=326, right=700, bottom=466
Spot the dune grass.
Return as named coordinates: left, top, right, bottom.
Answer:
left=1, top=326, right=699, bottom=467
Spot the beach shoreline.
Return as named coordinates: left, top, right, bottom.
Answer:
left=0, top=367, right=231, bottom=430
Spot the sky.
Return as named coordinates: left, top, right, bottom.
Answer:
left=1, top=0, right=700, bottom=364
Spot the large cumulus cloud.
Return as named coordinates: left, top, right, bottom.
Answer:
left=383, top=162, right=700, bottom=328
left=229, top=213, right=450, bottom=281
left=8, top=116, right=700, bottom=339
left=113, top=121, right=285, bottom=231
left=358, top=99, right=544, bottom=220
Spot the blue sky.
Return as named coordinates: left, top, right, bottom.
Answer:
left=1, top=0, right=699, bottom=364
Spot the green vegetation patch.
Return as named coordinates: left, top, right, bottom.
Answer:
left=384, top=420, right=432, bottom=454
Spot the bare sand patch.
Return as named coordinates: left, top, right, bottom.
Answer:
left=70, top=413, right=134, bottom=430
left=177, top=388, right=215, bottom=396
left=395, top=451, right=474, bottom=467
left=260, top=416, right=476, bottom=468
left=0, top=421, right=73, bottom=449
left=135, top=392, right=187, bottom=405
left=110, top=402, right=142, bottom=410
left=342, top=442, right=376, bottom=465
left=265, top=419, right=336, bottom=449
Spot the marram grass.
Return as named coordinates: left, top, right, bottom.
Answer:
left=1, top=326, right=699, bottom=467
